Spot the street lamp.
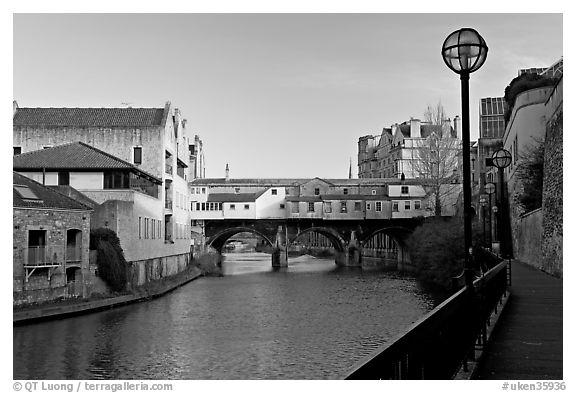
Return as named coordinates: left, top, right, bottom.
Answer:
left=491, top=149, right=512, bottom=257
left=484, top=182, right=496, bottom=248
left=479, top=195, right=488, bottom=247
left=442, top=28, right=488, bottom=290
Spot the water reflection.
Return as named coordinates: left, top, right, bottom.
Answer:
left=14, top=252, right=437, bottom=380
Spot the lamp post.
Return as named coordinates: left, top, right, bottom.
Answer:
left=491, top=149, right=512, bottom=257
left=442, top=28, right=488, bottom=290
left=479, top=195, right=487, bottom=247
left=484, top=182, right=496, bottom=248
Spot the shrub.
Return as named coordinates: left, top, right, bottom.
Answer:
left=90, top=228, right=128, bottom=292
left=406, top=217, right=486, bottom=290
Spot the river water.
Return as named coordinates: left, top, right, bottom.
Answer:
left=13, top=253, right=439, bottom=380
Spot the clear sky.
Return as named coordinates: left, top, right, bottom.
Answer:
left=13, top=13, right=562, bottom=179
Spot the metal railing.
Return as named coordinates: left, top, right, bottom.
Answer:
left=344, top=259, right=509, bottom=379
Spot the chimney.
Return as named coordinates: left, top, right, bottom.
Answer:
left=225, top=163, right=229, bottom=181
left=442, top=118, right=452, bottom=138
left=453, top=116, right=462, bottom=140
left=410, top=118, right=421, bottom=138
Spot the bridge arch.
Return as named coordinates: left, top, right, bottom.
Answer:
left=361, top=226, right=412, bottom=248
left=287, top=227, right=347, bottom=252
left=207, top=227, right=275, bottom=252
left=360, top=226, right=414, bottom=270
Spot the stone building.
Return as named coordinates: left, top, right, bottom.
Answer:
left=358, top=117, right=461, bottom=180
left=13, top=172, right=93, bottom=306
left=13, top=102, right=200, bottom=284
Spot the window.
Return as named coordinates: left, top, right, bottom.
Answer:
left=354, top=202, right=361, bottom=211
left=139, top=217, right=142, bottom=239
left=271, top=189, right=278, bottom=195
left=191, top=188, right=195, bottom=194
left=308, top=202, right=315, bottom=212
left=13, top=147, right=21, bottom=155
left=244, top=204, right=250, bottom=210
left=340, top=202, right=347, bottom=213
left=367, top=203, right=371, bottom=210
left=104, top=171, right=130, bottom=189
left=293, top=202, right=300, bottom=213
left=343, top=188, right=348, bottom=195
left=405, top=201, right=411, bottom=210
left=279, top=204, right=285, bottom=209
left=202, top=188, right=206, bottom=194
left=235, top=188, right=240, bottom=194
left=58, top=172, right=70, bottom=186
left=415, top=201, right=421, bottom=210
left=392, top=202, right=399, bottom=212
left=133, top=147, right=142, bottom=164
left=371, top=190, right=376, bottom=195
left=325, top=202, right=332, bottom=213
left=314, top=188, right=320, bottom=195
left=230, top=204, right=236, bottom=210
left=376, top=201, right=382, bottom=212
left=401, top=186, right=409, bottom=194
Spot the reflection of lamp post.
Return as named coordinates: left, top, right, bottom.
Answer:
left=442, top=28, right=488, bottom=290
left=491, top=149, right=512, bottom=257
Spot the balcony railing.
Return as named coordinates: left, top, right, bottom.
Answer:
left=165, top=199, right=173, bottom=210
left=66, top=246, right=82, bottom=263
left=24, top=246, right=61, bottom=266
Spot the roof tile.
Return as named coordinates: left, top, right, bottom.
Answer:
left=13, top=107, right=165, bottom=127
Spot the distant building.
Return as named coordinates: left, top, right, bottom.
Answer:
left=13, top=172, right=92, bottom=306
left=189, top=177, right=460, bottom=229
left=357, top=117, right=461, bottom=180
left=477, top=97, right=507, bottom=189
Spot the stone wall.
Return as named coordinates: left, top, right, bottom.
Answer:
left=515, top=209, right=543, bottom=270
left=127, top=252, right=191, bottom=288
left=542, top=110, right=563, bottom=277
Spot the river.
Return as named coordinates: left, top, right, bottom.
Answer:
left=13, top=253, right=440, bottom=380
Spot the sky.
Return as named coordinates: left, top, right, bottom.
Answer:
left=12, top=13, right=563, bottom=179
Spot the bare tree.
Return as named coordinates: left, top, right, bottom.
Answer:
left=424, top=100, right=447, bottom=128
left=411, top=102, right=461, bottom=216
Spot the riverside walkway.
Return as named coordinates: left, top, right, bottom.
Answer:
left=474, top=260, right=563, bottom=380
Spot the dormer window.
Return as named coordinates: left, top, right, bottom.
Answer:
left=314, top=188, right=320, bottom=195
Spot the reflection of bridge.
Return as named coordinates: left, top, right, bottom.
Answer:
left=205, top=218, right=421, bottom=268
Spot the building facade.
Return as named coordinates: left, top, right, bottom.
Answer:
left=13, top=172, right=93, bottom=306
left=358, top=117, right=462, bottom=180
left=13, top=102, right=200, bottom=269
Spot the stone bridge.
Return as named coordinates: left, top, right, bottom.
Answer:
left=205, top=218, right=423, bottom=268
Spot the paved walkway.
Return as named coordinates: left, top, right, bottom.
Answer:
left=474, top=260, right=563, bottom=380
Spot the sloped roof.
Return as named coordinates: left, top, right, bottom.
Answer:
left=191, top=178, right=397, bottom=186
left=207, top=190, right=266, bottom=203
left=13, top=172, right=92, bottom=211
left=397, top=123, right=456, bottom=139
left=13, top=142, right=162, bottom=184
left=13, top=107, right=166, bottom=127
